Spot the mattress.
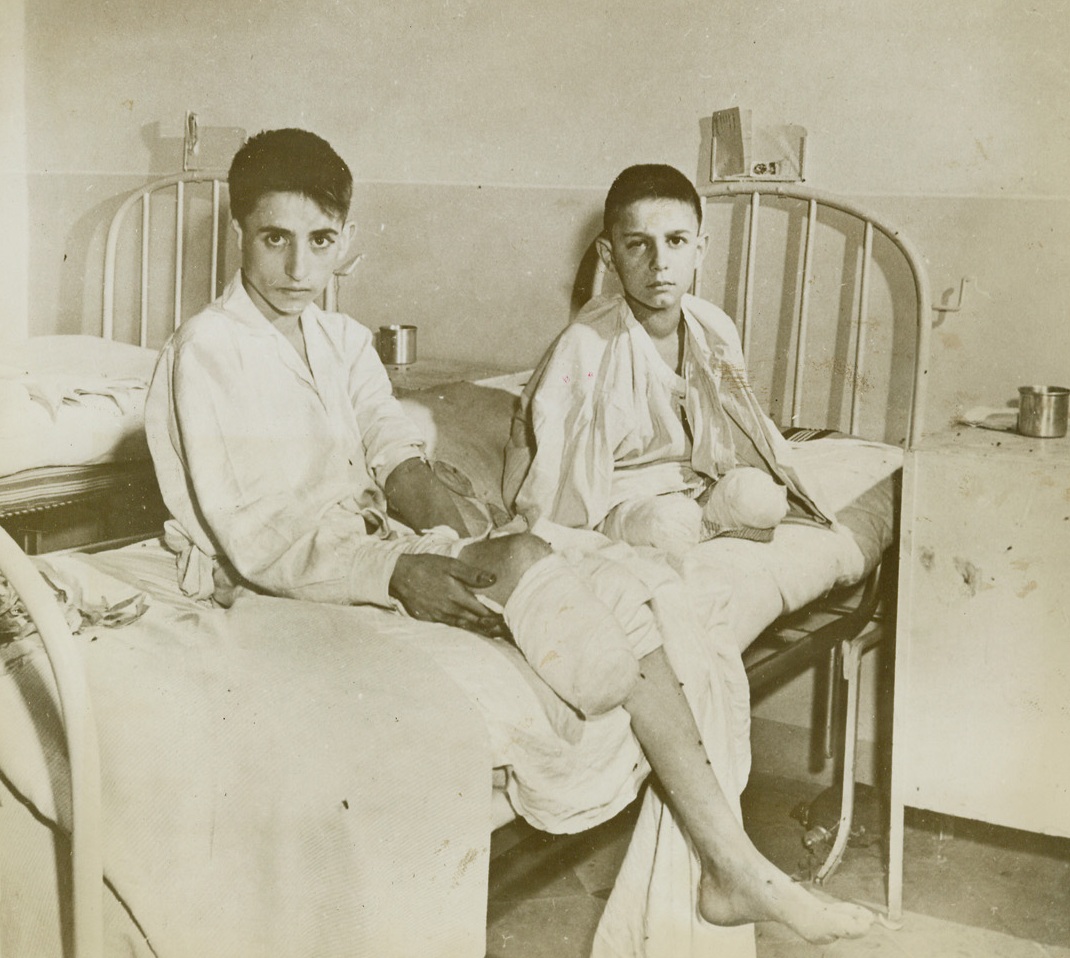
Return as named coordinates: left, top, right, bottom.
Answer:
left=1, top=336, right=156, bottom=478
left=400, top=380, right=903, bottom=648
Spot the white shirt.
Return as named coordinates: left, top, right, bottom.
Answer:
left=146, top=274, right=429, bottom=607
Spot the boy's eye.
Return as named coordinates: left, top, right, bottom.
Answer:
left=264, top=233, right=288, bottom=248
left=310, top=235, right=335, bottom=250
left=668, top=236, right=687, bottom=247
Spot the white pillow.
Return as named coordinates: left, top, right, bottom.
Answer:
left=0, top=336, right=158, bottom=477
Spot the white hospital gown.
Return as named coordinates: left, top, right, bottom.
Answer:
left=503, top=293, right=833, bottom=532
left=146, top=274, right=441, bottom=606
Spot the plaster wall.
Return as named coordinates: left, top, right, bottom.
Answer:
left=10, top=0, right=1070, bottom=757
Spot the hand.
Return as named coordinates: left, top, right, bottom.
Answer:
left=389, top=553, right=508, bottom=637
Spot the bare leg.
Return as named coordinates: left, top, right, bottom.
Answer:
left=624, top=649, right=873, bottom=943
left=461, top=534, right=873, bottom=944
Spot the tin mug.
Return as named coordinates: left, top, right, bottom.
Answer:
left=377, top=325, right=417, bottom=365
left=1017, top=385, right=1069, bottom=438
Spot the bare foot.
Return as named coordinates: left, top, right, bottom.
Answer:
left=698, top=852, right=874, bottom=944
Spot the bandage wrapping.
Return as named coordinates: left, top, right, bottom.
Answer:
left=701, top=466, right=788, bottom=542
left=503, top=552, right=660, bottom=716
left=600, top=493, right=703, bottom=551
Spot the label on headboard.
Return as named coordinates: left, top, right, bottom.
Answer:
left=707, top=108, right=806, bottom=183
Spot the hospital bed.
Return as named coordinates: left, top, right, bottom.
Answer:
left=0, top=170, right=934, bottom=958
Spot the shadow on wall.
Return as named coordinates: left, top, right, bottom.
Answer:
left=568, top=211, right=605, bottom=320
left=139, top=122, right=189, bottom=176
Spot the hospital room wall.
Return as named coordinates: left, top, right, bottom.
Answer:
left=11, top=0, right=1068, bottom=779
left=15, top=0, right=1070, bottom=429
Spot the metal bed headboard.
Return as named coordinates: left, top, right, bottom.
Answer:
left=102, top=171, right=343, bottom=345
left=593, top=181, right=934, bottom=447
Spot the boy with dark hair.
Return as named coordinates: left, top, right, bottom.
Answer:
left=602, top=162, right=703, bottom=233
left=505, top=162, right=831, bottom=548
left=227, top=128, right=354, bottom=224
left=147, top=134, right=872, bottom=954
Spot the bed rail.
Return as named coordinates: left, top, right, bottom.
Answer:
left=592, top=181, right=934, bottom=447
left=0, top=526, right=103, bottom=958
left=103, top=172, right=229, bottom=345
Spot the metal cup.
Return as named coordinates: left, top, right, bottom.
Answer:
left=1017, top=385, right=1069, bottom=438
left=377, top=325, right=417, bottom=365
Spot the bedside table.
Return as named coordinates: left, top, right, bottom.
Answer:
left=888, top=426, right=1070, bottom=920
left=384, top=358, right=519, bottom=395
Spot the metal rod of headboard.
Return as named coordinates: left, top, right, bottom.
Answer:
left=103, top=171, right=228, bottom=342
left=740, top=191, right=761, bottom=362
left=791, top=198, right=818, bottom=427
left=173, top=180, right=185, bottom=328
left=702, top=181, right=933, bottom=446
left=210, top=179, right=221, bottom=302
left=139, top=196, right=150, bottom=348
left=850, top=222, right=874, bottom=434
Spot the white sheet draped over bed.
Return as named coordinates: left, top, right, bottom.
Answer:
left=1, top=543, right=494, bottom=958
left=1, top=377, right=902, bottom=958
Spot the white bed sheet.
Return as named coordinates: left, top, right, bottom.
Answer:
left=400, top=380, right=902, bottom=652
left=1, top=540, right=496, bottom=958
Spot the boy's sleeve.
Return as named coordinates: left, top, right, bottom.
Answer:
left=504, top=329, right=613, bottom=530
left=344, top=325, right=428, bottom=485
left=170, top=337, right=412, bottom=608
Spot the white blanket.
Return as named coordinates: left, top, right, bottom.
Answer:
left=1, top=542, right=493, bottom=958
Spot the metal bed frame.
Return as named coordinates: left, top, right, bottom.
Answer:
left=4, top=173, right=935, bottom=958
left=590, top=179, right=933, bottom=888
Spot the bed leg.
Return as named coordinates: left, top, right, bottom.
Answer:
left=813, top=626, right=882, bottom=885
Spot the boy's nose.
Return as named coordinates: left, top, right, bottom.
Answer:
left=286, top=244, right=310, bottom=280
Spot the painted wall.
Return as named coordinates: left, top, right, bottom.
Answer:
left=11, top=0, right=1070, bottom=757
left=18, top=0, right=1070, bottom=423
left=1, top=0, right=28, bottom=345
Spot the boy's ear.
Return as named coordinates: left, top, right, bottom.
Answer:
left=231, top=218, right=244, bottom=250
left=337, top=220, right=357, bottom=258
left=695, top=230, right=709, bottom=264
left=595, top=234, right=615, bottom=272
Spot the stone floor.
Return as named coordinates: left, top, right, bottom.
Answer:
left=487, top=771, right=1070, bottom=957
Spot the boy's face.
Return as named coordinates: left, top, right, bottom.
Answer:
left=233, top=191, right=354, bottom=323
left=596, top=198, right=706, bottom=324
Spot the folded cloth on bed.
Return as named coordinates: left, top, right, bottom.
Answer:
left=0, top=543, right=494, bottom=958
left=0, top=336, right=157, bottom=476
left=1, top=553, right=148, bottom=641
